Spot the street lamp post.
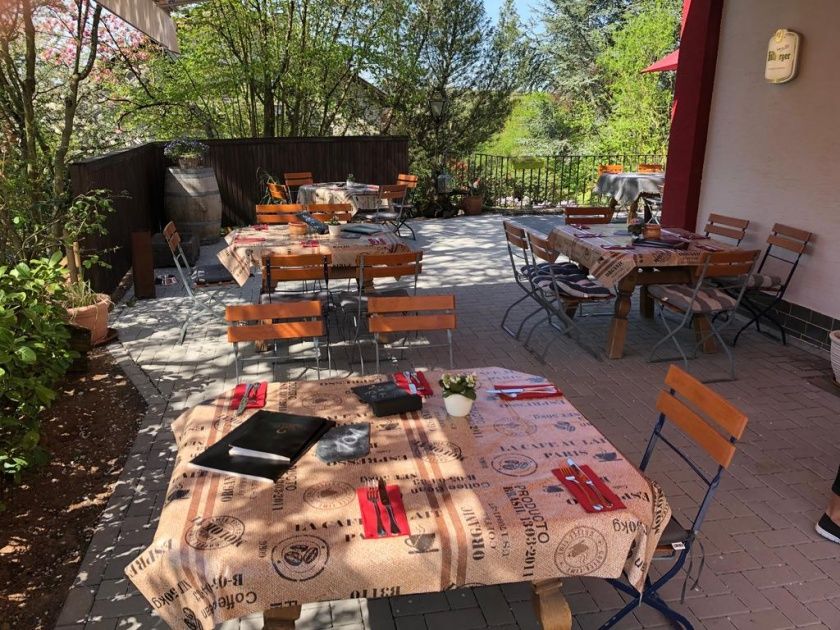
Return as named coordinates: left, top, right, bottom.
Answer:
left=429, top=89, right=452, bottom=195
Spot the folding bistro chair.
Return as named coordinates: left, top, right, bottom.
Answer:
left=637, top=163, right=664, bottom=173
left=163, top=221, right=236, bottom=344
left=391, top=173, right=419, bottom=239
left=255, top=203, right=306, bottom=224
left=598, top=163, right=624, bottom=175
left=648, top=249, right=761, bottom=381
left=500, top=220, right=578, bottom=340
left=305, top=203, right=353, bottom=223
left=226, top=302, right=327, bottom=381
left=267, top=182, right=290, bottom=203
left=364, top=185, right=411, bottom=237
left=339, top=251, right=423, bottom=373
left=367, top=295, right=456, bottom=373
left=284, top=172, right=314, bottom=203
left=522, top=230, right=613, bottom=360
left=260, top=253, right=331, bottom=304
left=703, top=213, right=750, bottom=245
left=602, top=364, right=749, bottom=630
left=563, top=206, right=614, bottom=225
left=731, top=223, right=813, bottom=346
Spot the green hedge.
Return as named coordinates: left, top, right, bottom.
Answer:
left=0, top=254, right=74, bottom=493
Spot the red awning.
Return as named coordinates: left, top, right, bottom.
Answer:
left=643, top=49, right=679, bottom=73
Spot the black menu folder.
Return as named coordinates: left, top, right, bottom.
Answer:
left=189, top=411, right=335, bottom=483
left=351, top=382, right=422, bottom=417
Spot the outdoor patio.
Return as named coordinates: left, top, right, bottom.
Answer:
left=55, top=214, right=840, bottom=630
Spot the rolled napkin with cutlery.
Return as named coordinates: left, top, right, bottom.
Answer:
left=228, top=382, right=268, bottom=412
left=488, top=382, right=563, bottom=400
left=574, top=233, right=606, bottom=239
left=552, top=460, right=625, bottom=513
left=392, top=371, right=434, bottom=397
left=356, top=480, right=410, bottom=539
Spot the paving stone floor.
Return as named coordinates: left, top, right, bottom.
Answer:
left=55, top=214, right=840, bottom=630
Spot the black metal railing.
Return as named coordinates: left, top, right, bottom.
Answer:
left=465, top=153, right=666, bottom=209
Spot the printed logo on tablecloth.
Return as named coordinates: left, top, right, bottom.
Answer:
left=308, top=393, right=345, bottom=409
left=404, top=530, right=439, bottom=554
left=185, top=516, right=245, bottom=550
left=271, top=535, right=329, bottom=581
left=554, top=526, right=608, bottom=575
left=491, top=453, right=538, bottom=477
left=493, top=419, right=537, bottom=437
left=553, top=420, right=577, bottom=432
left=303, top=481, right=356, bottom=510
left=182, top=607, right=200, bottom=630
left=410, top=440, right=463, bottom=463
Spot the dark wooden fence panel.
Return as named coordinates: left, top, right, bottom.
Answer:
left=205, top=136, right=409, bottom=225
left=71, top=136, right=408, bottom=293
left=70, top=144, right=166, bottom=294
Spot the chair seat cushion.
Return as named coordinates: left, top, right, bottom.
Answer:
left=371, top=212, right=399, bottom=221
left=657, top=515, right=690, bottom=546
left=194, top=264, right=235, bottom=285
left=339, top=288, right=409, bottom=310
left=648, top=284, right=737, bottom=313
left=521, top=262, right=580, bottom=278
left=747, top=273, right=782, bottom=290
left=535, top=273, right=613, bottom=299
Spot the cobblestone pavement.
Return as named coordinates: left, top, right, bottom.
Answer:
left=56, top=215, right=840, bottom=630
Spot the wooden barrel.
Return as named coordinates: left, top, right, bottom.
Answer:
left=164, top=167, right=222, bottom=244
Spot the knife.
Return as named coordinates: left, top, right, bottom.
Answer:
left=377, top=478, right=400, bottom=534
left=235, top=383, right=254, bottom=416
left=567, top=457, right=613, bottom=508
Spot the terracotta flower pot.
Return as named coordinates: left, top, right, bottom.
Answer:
left=66, top=294, right=110, bottom=346
left=444, top=393, right=474, bottom=417
left=461, top=195, right=483, bottom=216
left=288, top=223, right=308, bottom=236
left=177, top=156, right=202, bottom=169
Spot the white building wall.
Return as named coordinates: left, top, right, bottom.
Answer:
left=698, top=0, right=840, bottom=319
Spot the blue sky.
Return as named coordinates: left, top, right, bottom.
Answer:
left=484, top=0, right=538, bottom=24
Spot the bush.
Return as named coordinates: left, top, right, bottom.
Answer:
left=0, top=254, right=74, bottom=493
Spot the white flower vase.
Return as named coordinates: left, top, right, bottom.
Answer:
left=830, top=330, right=840, bottom=386
left=444, top=393, right=474, bottom=417
left=328, top=224, right=342, bottom=239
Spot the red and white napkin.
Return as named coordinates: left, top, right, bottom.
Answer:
left=552, top=465, right=626, bottom=513
left=228, top=382, right=268, bottom=410
left=393, top=371, right=434, bottom=397
left=493, top=382, right=563, bottom=401
left=356, top=485, right=411, bottom=539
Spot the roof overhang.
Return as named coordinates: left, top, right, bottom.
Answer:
left=98, top=0, right=206, bottom=53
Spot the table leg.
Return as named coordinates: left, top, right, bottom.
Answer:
left=693, top=315, right=719, bottom=353
left=607, top=275, right=636, bottom=359
left=264, top=605, right=302, bottom=629
left=532, top=579, right=572, bottom=630
left=626, top=200, right=639, bottom=225
left=640, top=286, right=654, bottom=319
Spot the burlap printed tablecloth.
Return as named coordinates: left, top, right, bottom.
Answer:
left=297, top=182, right=381, bottom=211
left=595, top=172, right=664, bottom=206
left=217, top=226, right=412, bottom=286
left=549, top=225, right=737, bottom=288
left=126, top=367, right=670, bottom=630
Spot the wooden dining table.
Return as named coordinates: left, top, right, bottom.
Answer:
left=217, top=225, right=417, bottom=287
left=547, top=224, right=740, bottom=359
left=125, top=367, right=671, bottom=630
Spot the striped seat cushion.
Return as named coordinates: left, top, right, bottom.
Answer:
left=648, top=284, right=737, bottom=313
left=535, top=274, right=613, bottom=300
left=747, top=273, right=782, bottom=290
left=521, top=262, right=580, bottom=278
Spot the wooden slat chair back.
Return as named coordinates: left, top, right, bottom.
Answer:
left=703, top=213, right=750, bottom=245
left=637, top=163, right=664, bottom=173
left=564, top=206, right=613, bottom=225
left=732, top=223, right=813, bottom=346
left=604, top=364, right=748, bottom=628
left=256, top=203, right=305, bottom=224
left=284, top=172, right=314, bottom=187
left=267, top=182, right=289, bottom=202
left=225, top=301, right=325, bottom=380
left=306, top=203, right=353, bottom=223
left=378, top=184, right=408, bottom=204
left=359, top=251, right=423, bottom=285
left=597, top=163, right=624, bottom=176
left=367, top=295, right=456, bottom=371
left=523, top=230, right=560, bottom=264
left=261, top=253, right=331, bottom=299
left=500, top=221, right=544, bottom=339
left=396, top=173, right=419, bottom=189
left=692, top=249, right=760, bottom=281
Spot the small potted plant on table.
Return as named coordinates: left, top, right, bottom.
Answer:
left=440, top=372, right=478, bottom=417
left=327, top=216, right=343, bottom=238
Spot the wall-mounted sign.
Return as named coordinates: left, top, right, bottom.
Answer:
left=765, top=29, right=801, bottom=83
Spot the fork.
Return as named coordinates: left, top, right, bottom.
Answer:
left=366, top=481, right=386, bottom=536
left=560, top=466, right=603, bottom=511
left=403, top=371, right=417, bottom=395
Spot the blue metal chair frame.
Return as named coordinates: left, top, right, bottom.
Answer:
left=500, top=221, right=545, bottom=340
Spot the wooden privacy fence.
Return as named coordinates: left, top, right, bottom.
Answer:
left=71, top=136, right=409, bottom=293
